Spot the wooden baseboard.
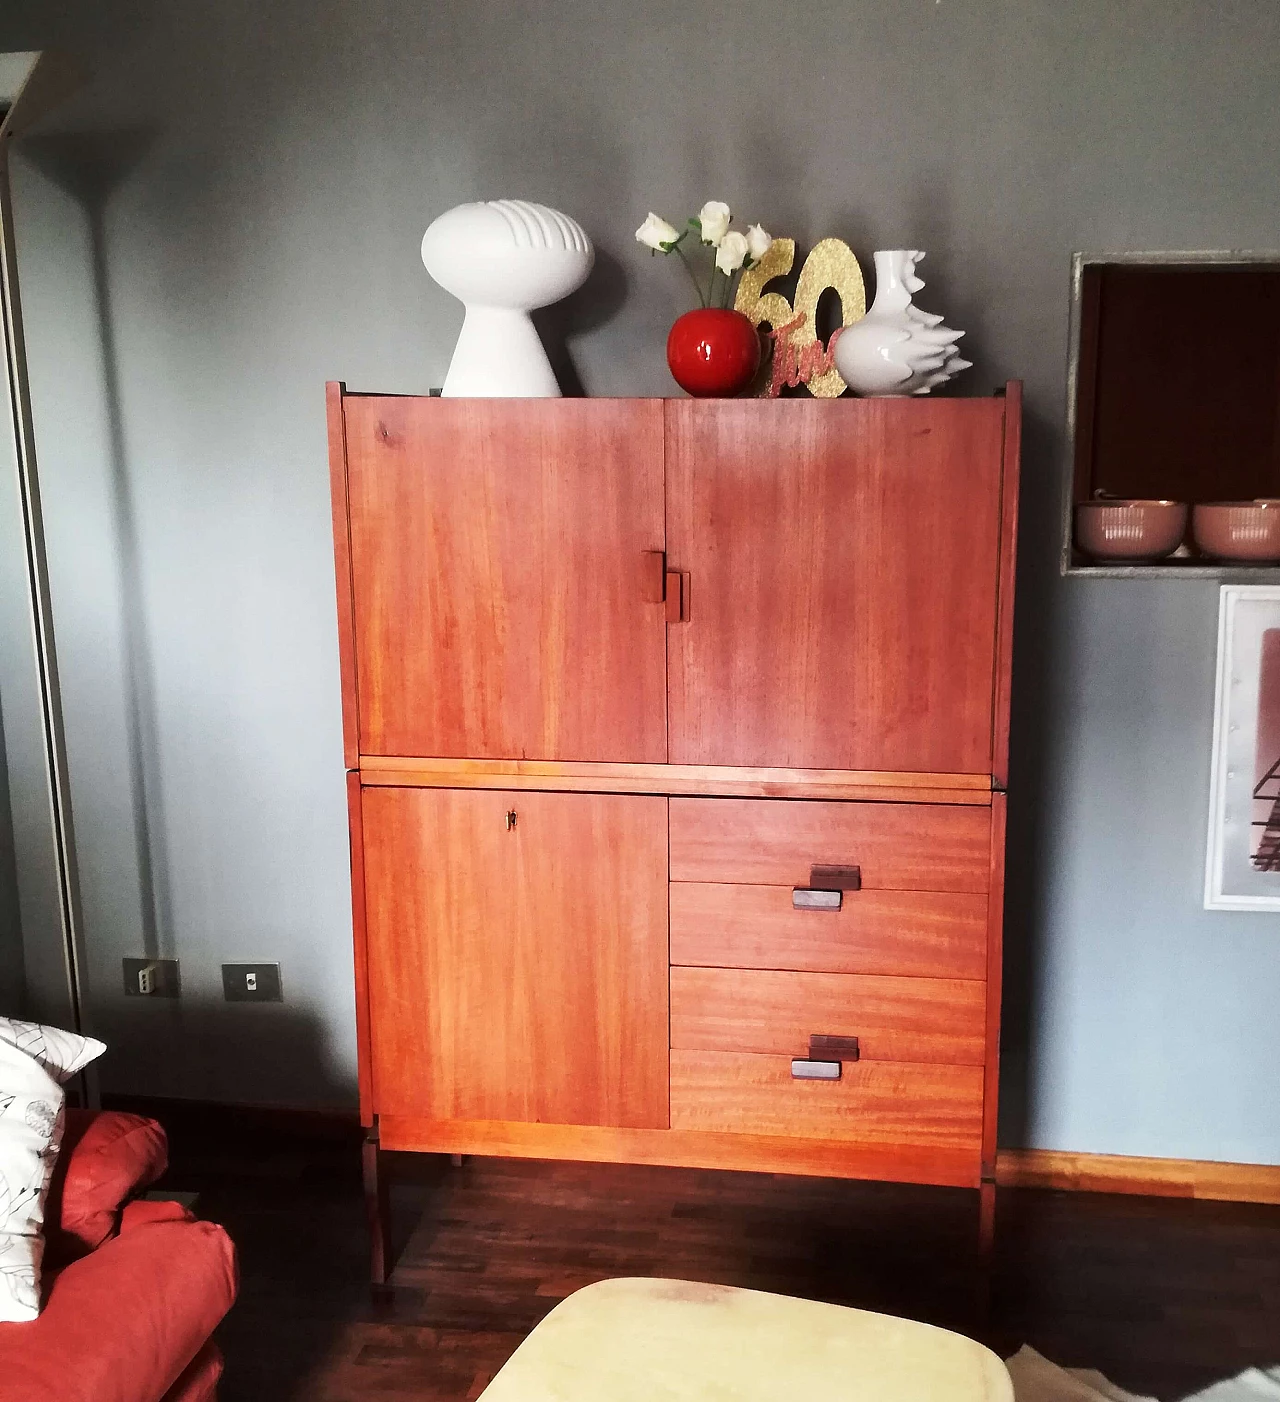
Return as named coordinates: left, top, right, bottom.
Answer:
left=996, top=1147, right=1280, bottom=1205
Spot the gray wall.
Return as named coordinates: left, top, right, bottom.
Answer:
left=1, top=0, right=1278, bottom=1153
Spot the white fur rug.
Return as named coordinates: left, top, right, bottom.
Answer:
left=1007, top=1346, right=1280, bottom=1402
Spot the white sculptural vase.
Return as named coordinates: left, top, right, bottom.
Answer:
left=421, top=200, right=594, bottom=397
left=833, top=250, right=971, bottom=397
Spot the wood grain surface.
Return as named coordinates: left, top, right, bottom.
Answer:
left=992, top=382, right=1021, bottom=789
left=665, top=397, right=1005, bottom=773
left=670, top=1051, right=984, bottom=1150
left=345, top=772, right=373, bottom=1126
left=376, top=1115, right=983, bottom=1187
left=326, top=383, right=360, bottom=769
left=670, top=967, right=986, bottom=1065
left=361, top=786, right=669, bottom=1129
left=356, top=756, right=994, bottom=805
left=669, top=797, right=991, bottom=892
left=982, top=793, right=1007, bottom=1180
left=670, top=882, right=989, bottom=980
left=343, top=396, right=667, bottom=761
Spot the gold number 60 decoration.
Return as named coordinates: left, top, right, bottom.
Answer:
left=734, top=238, right=866, bottom=397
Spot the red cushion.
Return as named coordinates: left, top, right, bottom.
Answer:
left=46, top=1110, right=168, bottom=1261
left=0, top=1213, right=237, bottom=1402
left=120, top=1198, right=194, bottom=1230
left=161, top=1341, right=223, bottom=1402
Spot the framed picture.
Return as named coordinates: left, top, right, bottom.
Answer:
left=1205, top=585, right=1280, bottom=909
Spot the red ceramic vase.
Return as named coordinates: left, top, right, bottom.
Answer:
left=666, top=309, right=761, bottom=398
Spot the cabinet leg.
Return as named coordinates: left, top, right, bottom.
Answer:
left=970, top=1179, right=996, bottom=1334
left=363, top=1130, right=392, bottom=1286
left=978, top=1178, right=996, bottom=1259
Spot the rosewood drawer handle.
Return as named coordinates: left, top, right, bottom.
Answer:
left=810, top=864, right=860, bottom=890
left=791, top=1059, right=840, bottom=1080
left=793, top=888, right=841, bottom=911
left=792, top=864, right=860, bottom=910
left=791, top=1034, right=860, bottom=1081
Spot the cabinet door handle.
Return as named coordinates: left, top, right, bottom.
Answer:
left=665, top=569, right=690, bottom=623
left=641, top=550, right=667, bottom=603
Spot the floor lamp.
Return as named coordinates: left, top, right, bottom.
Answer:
left=1, top=50, right=88, bottom=1036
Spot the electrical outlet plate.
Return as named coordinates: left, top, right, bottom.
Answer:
left=222, top=962, right=283, bottom=1002
left=123, top=957, right=181, bottom=997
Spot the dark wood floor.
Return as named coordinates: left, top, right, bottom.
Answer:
left=153, top=1121, right=1280, bottom=1402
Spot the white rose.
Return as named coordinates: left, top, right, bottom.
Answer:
left=635, top=212, right=679, bottom=251
left=715, top=230, right=750, bottom=275
left=698, top=200, right=732, bottom=246
left=745, top=224, right=773, bottom=261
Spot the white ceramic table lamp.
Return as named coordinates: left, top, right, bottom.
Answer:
left=421, top=200, right=594, bottom=397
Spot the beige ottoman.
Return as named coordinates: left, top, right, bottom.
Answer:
left=479, top=1278, right=1013, bottom=1402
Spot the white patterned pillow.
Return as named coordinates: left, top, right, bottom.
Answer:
left=0, top=1017, right=105, bottom=1321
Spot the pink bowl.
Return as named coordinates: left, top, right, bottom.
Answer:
left=1192, top=501, right=1280, bottom=562
left=1075, top=500, right=1188, bottom=561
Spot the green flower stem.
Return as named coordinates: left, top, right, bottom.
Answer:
left=670, top=239, right=707, bottom=309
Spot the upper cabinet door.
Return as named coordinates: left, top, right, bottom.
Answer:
left=343, top=398, right=667, bottom=761
left=666, top=399, right=1007, bottom=774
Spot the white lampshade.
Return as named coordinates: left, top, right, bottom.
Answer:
left=421, top=199, right=594, bottom=397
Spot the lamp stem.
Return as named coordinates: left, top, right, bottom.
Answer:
left=0, top=132, right=89, bottom=1047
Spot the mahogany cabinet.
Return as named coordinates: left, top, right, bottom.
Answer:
left=328, top=383, right=1021, bottom=1284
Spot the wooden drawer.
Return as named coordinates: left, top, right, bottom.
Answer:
left=669, top=797, right=990, bottom=892
left=671, top=968, right=985, bottom=1066
left=670, top=883, right=987, bottom=980
left=671, top=1050, right=984, bottom=1150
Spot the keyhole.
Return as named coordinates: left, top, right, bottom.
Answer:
left=505, top=810, right=517, bottom=830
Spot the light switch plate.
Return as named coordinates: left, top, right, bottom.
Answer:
left=222, top=962, right=283, bottom=1002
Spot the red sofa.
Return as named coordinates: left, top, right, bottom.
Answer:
left=0, top=1109, right=238, bottom=1402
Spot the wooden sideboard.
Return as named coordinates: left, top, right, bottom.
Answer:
left=327, top=383, right=1021, bottom=1284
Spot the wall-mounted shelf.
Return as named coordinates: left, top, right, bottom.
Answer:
left=1061, top=250, right=1280, bottom=579
left=1065, top=562, right=1280, bottom=581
